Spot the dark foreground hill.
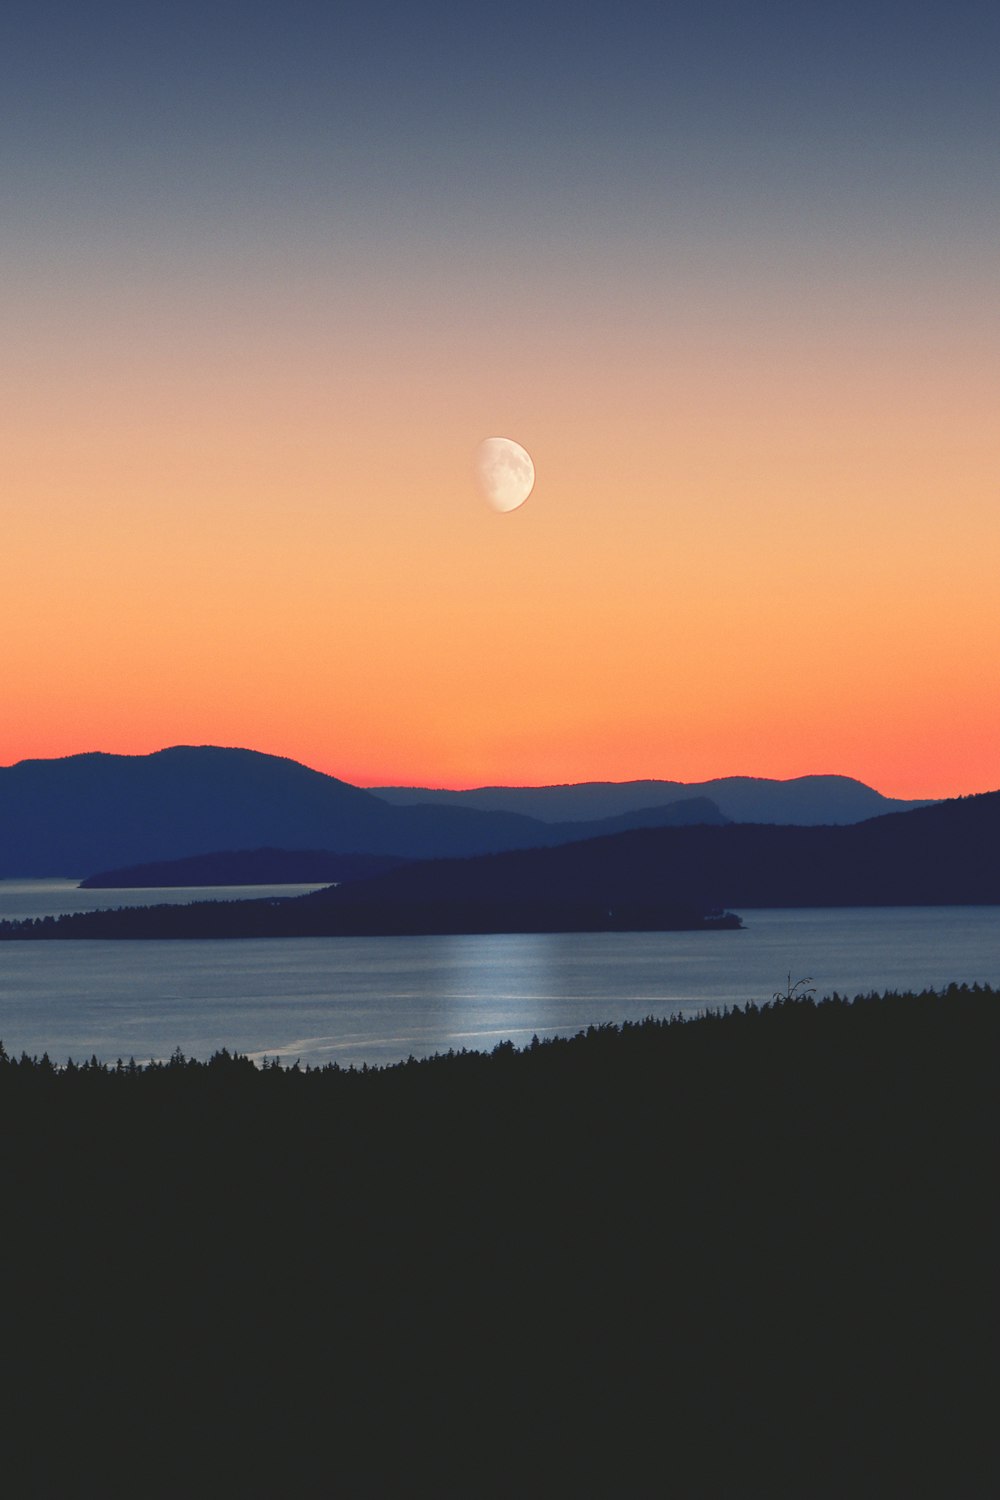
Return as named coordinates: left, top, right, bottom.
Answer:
left=0, top=987, right=994, bottom=1496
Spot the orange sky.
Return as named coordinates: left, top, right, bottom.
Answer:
left=3, top=269, right=996, bottom=799
left=3, top=8, right=998, bottom=801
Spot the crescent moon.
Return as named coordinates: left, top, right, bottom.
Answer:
left=475, top=436, right=535, bottom=513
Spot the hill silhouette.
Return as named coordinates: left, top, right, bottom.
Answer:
left=0, top=746, right=726, bottom=876
left=0, top=746, right=534, bottom=874
left=300, top=787, right=999, bottom=925
left=3, top=790, right=996, bottom=940
left=0, top=987, right=994, bottom=1495
left=74, top=795, right=726, bottom=887
left=372, top=771, right=934, bottom=824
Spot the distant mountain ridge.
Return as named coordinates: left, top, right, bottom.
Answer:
left=372, top=774, right=934, bottom=826
left=0, top=746, right=725, bottom=877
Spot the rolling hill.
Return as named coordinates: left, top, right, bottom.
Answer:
left=300, top=787, right=999, bottom=928
left=0, top=746, right=726, bottom=877
left=3, top=789, right=996, bottom=939
left=372, top=773, right=933, bottom=825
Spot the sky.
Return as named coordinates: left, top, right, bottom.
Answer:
left=2, top=0, right=997, bottom=797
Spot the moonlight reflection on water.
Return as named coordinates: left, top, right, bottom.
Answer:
left=0, top=891, right=996, bottom=1068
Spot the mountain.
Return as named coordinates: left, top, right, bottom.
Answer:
left=313, top=788, right=1000, bottom=922
left=75, top=797, right=726, bottom=887
left=0, top=746, right=726, bottom=877
left=5, top=790, right=996, bottom=940
left=371, top=774, right=934, bottom=826
left=0, top=747, right=522, bottom=875
left=551, top=795, right=728, bottom=838
left=79, top=848, right=409, bottom=889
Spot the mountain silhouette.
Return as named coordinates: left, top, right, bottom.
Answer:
left=310, top=788, right=1000, bottom=922
left=0, top=746, right=726, bottom=877
left=4, top=790, right=996, bottom=940
left=78, top=799, right=727, bottom=886
left=372, top=773, right=933, bottom=825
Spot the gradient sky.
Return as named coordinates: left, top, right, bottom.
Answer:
left=2, top=0, right=997, bottom=796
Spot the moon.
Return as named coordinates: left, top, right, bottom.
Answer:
left=475, top=436, right=535, bottom=513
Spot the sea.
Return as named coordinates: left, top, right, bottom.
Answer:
left=0, top=880, right=997, bottom=1068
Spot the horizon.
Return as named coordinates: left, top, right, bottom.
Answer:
left=0, top=739, right=988, bottom=803
left=4, top=3, right=997, bottom=803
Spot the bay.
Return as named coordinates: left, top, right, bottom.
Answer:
left=0, top=890, right=996, bottom=1068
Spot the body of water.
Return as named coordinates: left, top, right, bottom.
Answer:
left=0, top=884, right=996, bottom=1067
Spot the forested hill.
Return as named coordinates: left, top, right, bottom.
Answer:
left=1, top=987, right=995, bottom=1494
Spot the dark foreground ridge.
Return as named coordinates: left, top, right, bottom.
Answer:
left=1, top=985, right=995, bottom=1496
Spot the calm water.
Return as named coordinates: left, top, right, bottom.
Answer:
left=0, top=884, right=996, bottom=1067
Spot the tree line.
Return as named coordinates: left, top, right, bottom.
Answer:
left=1, top=984, right=995, bottom=1497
